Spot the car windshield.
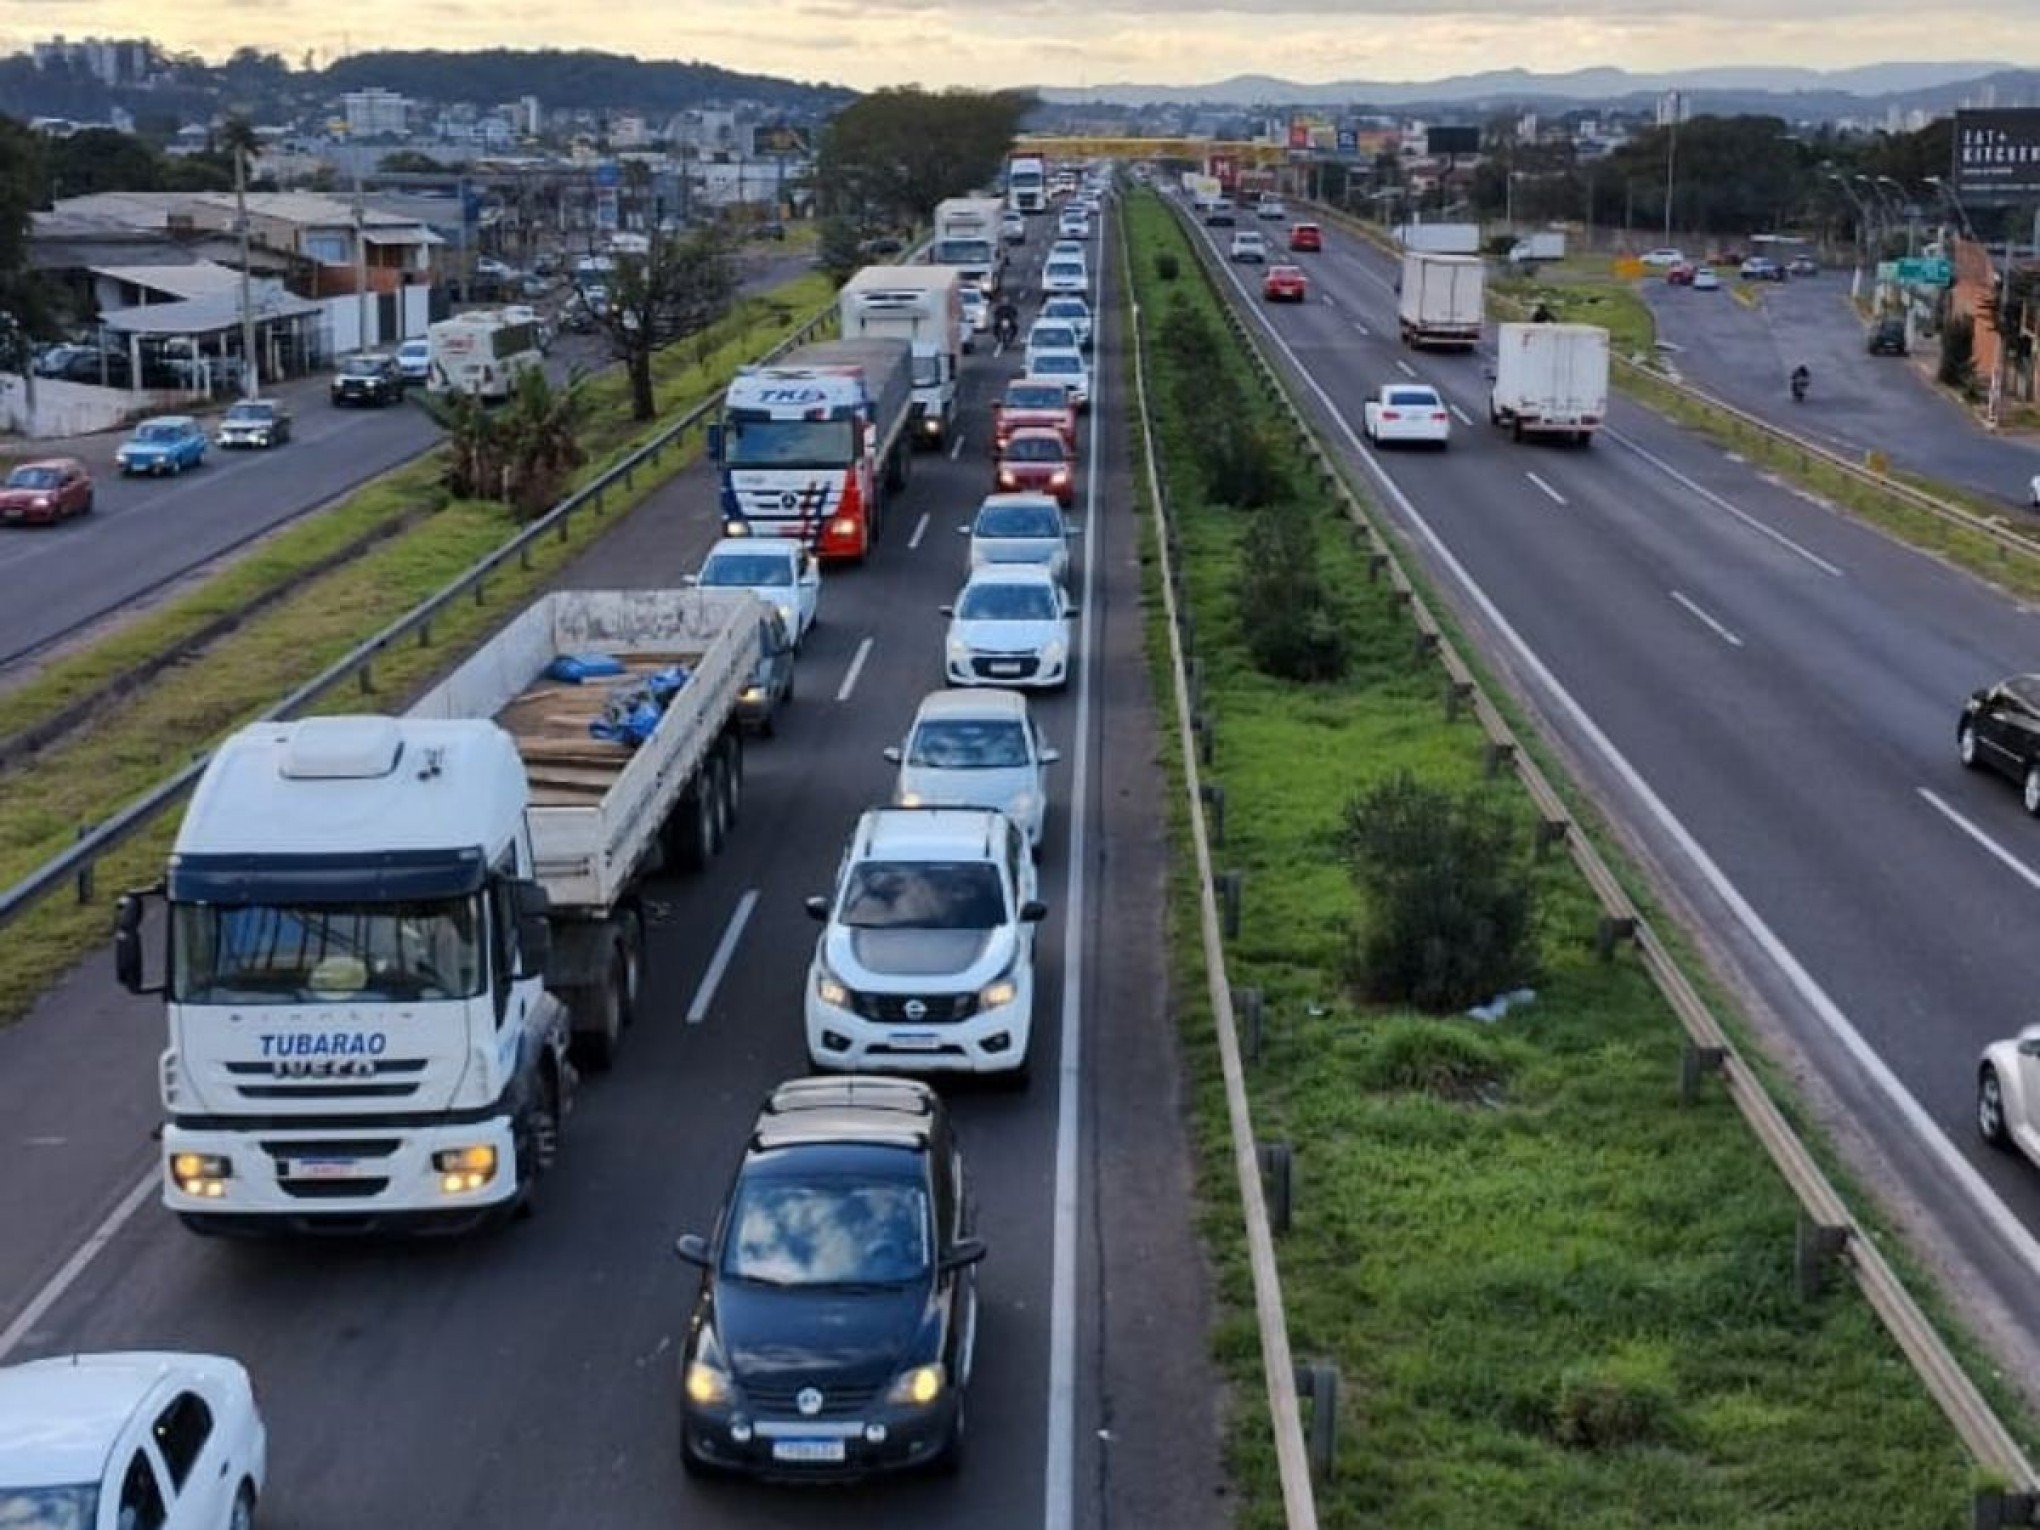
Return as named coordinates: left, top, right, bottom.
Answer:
left=908, top=718, right=1031, bottom=769
left=0, top=1486, right=99, bottom=1530
left=1045, top=263, right=1084, bottom=282
left=723, top=416, right=857, bottom=468
left=400, top=342, right=429, bottom=358
left=1044, top=301, right=1088, bottom=322
left=5, top=467, right=61, bottom=488
left=170, top=897, right=486, bottom=1004
left=1388, top=389, right=1439, bottom=408
left=1003, top=436, right=1065, bottom=464
left=1031, top=355, right=1080, bottom=378
left=341, top=359, right=383, bottom=377
left=725, top=1173, right=931, bottom=1287
left=1030, top=326, right=1076, bottom=351
left=911, top=353, right=942, bottom=387
left=933, top=237, right=993, bottom=266
left=1007, top=385, right=1067, bottom=410
left=958, top=582, right=1058, bottom=621
left=225, top=404, right=274, bottom=423
left=978, top=502, right=1061, bottom=537
left=701, top=552, right=794, bottom=587
left=137, top=421, right=186, bottom=441
left=840, top=860, right=1009, bottom=929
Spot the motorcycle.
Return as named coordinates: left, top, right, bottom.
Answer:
left=1790, top=368, right=1810, bottom=404
left=992, top=312, right=1019, bottom=348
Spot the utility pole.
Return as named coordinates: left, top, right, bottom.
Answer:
left=1662, top=91, right=1679, bottom=245
left=352, top=160, right=372, bottom=353
left=234, top=142, right=257, bottom=397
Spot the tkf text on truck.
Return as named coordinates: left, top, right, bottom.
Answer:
left=114, top=588, right=767, bottom=1235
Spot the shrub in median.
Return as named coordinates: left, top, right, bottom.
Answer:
left=1237, top=500, right=1349, bottom=681
left=1342, top=770, right=1538, bottom=1011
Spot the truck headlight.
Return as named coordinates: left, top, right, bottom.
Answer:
left=170, top=1153, right=232, bottom=1198
left=885, top=1362, right=946, bottom=1406
left=923, top=416, right=942, bottom=436
left=433, top=1144, right=499, bottom=1193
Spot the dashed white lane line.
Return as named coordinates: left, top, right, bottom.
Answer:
left=1669, top=590, right=1745, bottom=647
left=1394, top=358, right=1418, bottom=378
left=835, top=636, right=874, bottom=702
left=1525, top=470, right=1567, bottom=506
left=908, top=511, right=931, bottom=550
left=1920, top=789, right=2040, bottom=894
left=686, top=890, right=759, bottom=1024
left=1448, top=402, right=1472, bottom=427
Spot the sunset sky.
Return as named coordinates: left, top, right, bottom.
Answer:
left=0, top=0, right=2034, bottom=92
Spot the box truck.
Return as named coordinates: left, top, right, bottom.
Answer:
left=1398, top=251, right=1485, bottom=349
left=1395, top=222, right=1482, bottom=256
left=839, top=265, right=963, bottom=448
left=1489, top=322, right=1610, bottom=443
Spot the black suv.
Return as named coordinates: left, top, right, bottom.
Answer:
left=1868, top=316, right=1908, bottom=356
left=331, top=352, right=405, bottom=406
left=674, top=1077, right=983, bottom=1479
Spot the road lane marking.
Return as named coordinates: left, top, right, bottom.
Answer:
left=949, top=432, right=965, bottom=460
left=1202, top=224, right=2040, bottom=1288
left=908, top=511, right=931, bottom=550
left=686, top=890, right=759, bottom=1024
left=1920, top=789, right=2040, bottom=893
left=1351, top=320, right=1371, bottom=337
left=835, top=636, right=874, bottom=702
left=1448, top=402, right=1472, bottom=426
left=1394, top=359, right=1418, bottom=378
left=1525, top=471, right=1567, bottom=506
left=1669, top=590, right=1744, bottom=647
left=1606, top=427, right=1844, bottom=577
left=0, top=1169, right=156, bottom=1361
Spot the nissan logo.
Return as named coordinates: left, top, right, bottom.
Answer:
left=796, top=1387, right=825, bottom=1417
left=903, top=999, right=928, bottom=1020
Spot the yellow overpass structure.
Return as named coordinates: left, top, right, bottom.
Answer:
left=1015, top=137, right=1292, bottom=166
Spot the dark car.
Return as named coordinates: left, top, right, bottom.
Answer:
left=0, top=457, right=93, bottom=524
left=216, top=398, right=293, bottom=449
left=738, top=609, right=797, bottom=736
left=674, top=1076, right=983, bottom=1480
left=56, top=348, right=133, bottom=387
left=1868, top=316, right=1909, bottom=357
left=1739, top=257, right=1787, bottom=282
left=1959, top=676, right=2040, bottom=812
left=330, top=352, right=405, bottom=407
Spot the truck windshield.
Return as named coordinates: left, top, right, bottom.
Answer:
left=911, top=353, right=942, bottom=387
left=724, top=417, right=856, bottom=468
left=171, top=898, right=486, bottom=1004
left=933, top=238, right=993, bottom=266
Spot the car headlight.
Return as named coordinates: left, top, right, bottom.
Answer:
left=947, top=634, right=970, bottom=662
left=1008, top=790, right=1041, bottom=822
left=1041, top=638, right=1068, bottom=667
left=885, top=1362, right=946, bottom=1407
left=979, top=975, right=1019, bottom=1009
left=685, top=1359, right=733, bottom=1406
left=30, top=497, right=49, bottom=510
left=815, top=962, right=850, bottom=1008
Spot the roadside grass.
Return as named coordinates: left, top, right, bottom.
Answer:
left=1128, top=189, right=1980, bottom=1528
left=0, top=274, right=831, bottom=1024
left=1490, top=272, right=1658, bottom=358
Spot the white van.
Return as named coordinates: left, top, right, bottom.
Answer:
left=427, top=311, right=545, bottom=400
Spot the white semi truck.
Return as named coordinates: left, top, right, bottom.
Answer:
left=115, top=588, right=766, bottom=1234
left=838, top=265, right=963, bottom=449
left=930, top=196, right=1006, bottom=296
left=1488, top=322, right=1611, bottom=444
left=1397, top=251, right=1485, bottom=349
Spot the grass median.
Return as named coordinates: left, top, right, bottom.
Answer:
left=1128, top=189, right=1989, bottom=1528
left=0, top=271, right=834, bottom=1024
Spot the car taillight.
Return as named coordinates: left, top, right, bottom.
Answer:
left=1382, top=410, right=1401, bottom=420
left=1433, top=412, right=1448, bottom=422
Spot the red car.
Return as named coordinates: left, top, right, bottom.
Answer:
left=994, top=428, right=1075, bottom=508
left=992, top=380, right=1078, bottom=456
left=0, top=457, right=93, bottom=525
left=1287, top=222, right=1322, bottom=253
left=1664, top=262, right=1697, bottom=286
left=1263, top=265, right=1309, bottom=303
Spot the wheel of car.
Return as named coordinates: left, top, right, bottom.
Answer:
left=2023, top=765, right=2040, bottom=818
left=930, top=1391, right=967, bottom=1475
left=1959, top=723, right=1981, bottom=769
left=706, top=754, right=731, bottom=853
left=1980, top=1064, right=2014, bottom=1149
left=80, top=493, right=94, bottom=515
left=719, top=734, right=744, bottom=826
left=230, top=1484, right=256, bottom=1530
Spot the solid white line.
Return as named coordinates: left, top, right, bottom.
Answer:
left=1203, top=218, right=2040, bottom=1287
left=1920, top=789, right=2040, bottom=893
left=1525, top=470, right=1567, bottom=506
left=835, top=636, right=873, bottom=702
left=686, top=889, right=759, bottom=1024
left=0, top=1170, right=156, bottom=1361
left=1320, top=291, right=1337, bottom=308
left=1042, top=205, right=1105, bottom=1530
left=1669, top=589, right=1745, bottom=647
left=907, top=511, right=931, bottom=551
left=1448, top=402, right=1472, bottom=427
left=1394, top=358, right=1418, bottom=378
left=1606, top=426, right=1845, bottom=577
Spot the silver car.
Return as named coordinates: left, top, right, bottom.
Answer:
left=960, top=493, right=1075, bottom=584
left=885, top=689, right=1059, bottom=848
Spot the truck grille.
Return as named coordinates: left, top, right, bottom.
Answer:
left=227, top=1059, right=426, bottom=1101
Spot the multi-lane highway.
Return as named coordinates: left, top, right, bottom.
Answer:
left=0, top=246, right=816, bottom=675
left=1181, top=197, right=2040, bottom=1377
left=0, top=206, right=1229, bottom=1529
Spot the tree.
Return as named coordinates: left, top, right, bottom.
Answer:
left=590, top=228, right=736, bottom=421
left=43, top=128, right=163, bottom=198
left=378, top=150, right=448, bottom=174
left=814, top=87, right=1035, bottom=231
left=218, top=115, right=262, bottom=397
left=443, top=367, right=586, bottom=517
left=0, top=116, right=54, bottom=424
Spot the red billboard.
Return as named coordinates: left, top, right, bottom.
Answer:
left=1288, top=117, right=1310, bottom=151
left=1206, top=152, right=1240, bottom=190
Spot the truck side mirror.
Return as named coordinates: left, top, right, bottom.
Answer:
left=113, top=887, right=167, bottom=997
left=706, top=421, right=724, bottom=462
left=511, top=879, right=552, bottom=979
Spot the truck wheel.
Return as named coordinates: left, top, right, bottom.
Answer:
left=569, top=930, right=634, bottom=1072
left=667, top=778, right=715, bottom=873
left=616, top=908, right=644, bottom=1028
left=706, top=754, right=731, bottom=854
left=1512, top=418, right=1525, bottom=443
left=513, top=1066, right=562, bottom=1219
left=720, top=734, right=744, bottom=825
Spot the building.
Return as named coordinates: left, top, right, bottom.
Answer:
left=1656, top=90, right=1691, bottom=127
left=343, top=88, right=412, bottom=139
left=30, top=35, right=154, bottom=86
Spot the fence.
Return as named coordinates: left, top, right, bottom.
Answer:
left=1161, top=189, right=2040, bottom=1524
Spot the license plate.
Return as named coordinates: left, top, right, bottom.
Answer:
left=887, top=1032, right=943, bottom=1050
left=772, top=1439, right=846, bottom=1464
left=284, top=1156, right=364, bottom=1180
left=988, top=662, right=1024, bottom=676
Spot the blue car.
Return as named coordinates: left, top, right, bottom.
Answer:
left=115, top=415, right=208, bottom=476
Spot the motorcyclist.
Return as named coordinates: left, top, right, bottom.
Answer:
left=1531, top=301, right=1557, bottom=323
left=992, top=297, right=1020, bottom=347
left=1790, top=363, right=1810, bottom=401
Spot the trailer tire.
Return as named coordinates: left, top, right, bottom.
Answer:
left=706, top=754, right=731, bottom=855
left=667, top=777, right=716, bottom=873
left=720, top=733, right=744, bottom=826
left=569, top=924, right=637, bottom=1072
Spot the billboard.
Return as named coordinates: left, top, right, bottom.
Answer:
left=1426, top=125, right=1481, bottom=158
left=1953, top=109, right=2040, bottom=203
left=1336, top=125, right=1358, bottom=155
left=754, top=124, right=810, bottom=157
left=1288, top=117, right=1311, bottom=151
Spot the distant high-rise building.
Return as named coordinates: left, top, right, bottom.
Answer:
left=521, top=95, right=542, bottom=137
left=30, top=34, right=154, bottom=85
left=1656, top=89, right=1689, bottom=126
left=342, top=88, right=411, bottom=138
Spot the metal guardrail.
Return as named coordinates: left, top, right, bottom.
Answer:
left=1120, top=208, right=1323, bottom=1527
left=0, top=297, right=840, bottom=937
left=1164, top=191, right=2040, bottom=1515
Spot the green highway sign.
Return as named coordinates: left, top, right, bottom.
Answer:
left=1895, top=257, right=1953, bottom=286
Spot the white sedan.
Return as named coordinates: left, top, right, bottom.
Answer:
left=943, top=565, right=1077, bottom=690
left=689, top=536, right=820, bottom=646
left=1979, top=1028, right=2040, bottom=1168
left=0, top=1351, right=267, bottom=1530
left=1229, top=230, right=1269, bottom=263
left=1361, top=383, right=1452, bottom=448
left=885, top=688, right=1060, bottom=848
left=1042, top=257, right=1089, bottom=296
left=1025, top=349, right=1091, bottom=411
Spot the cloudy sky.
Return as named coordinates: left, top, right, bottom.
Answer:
left=2, top=0, right=2035, bottom=90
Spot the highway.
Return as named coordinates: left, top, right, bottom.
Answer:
left=1640, top=268, right=2040, bottom=507
left=0, top=246, right=817, bottom=676
left=1184, top=197, right=2040, bottom=1378
left=0, top=207, right=1228, bottom=1529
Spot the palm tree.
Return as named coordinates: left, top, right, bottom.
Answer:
left=217, top=115, right=262, bottom=397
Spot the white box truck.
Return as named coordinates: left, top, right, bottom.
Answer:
left=838, top=264, right=963, bottom=449
left=1489, top=322, right=1610, bottom=444
left=1398, top=251, right=1485, bottom=349
left=1508, top=231, right=1566, bottom=265
left=115, top=588, right=767, bottom=1234
left=1395, top=222, right=1482, bottom=256
left=931, top=196, right=1006, bottom=296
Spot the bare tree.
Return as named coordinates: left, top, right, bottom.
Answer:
left=588, top=227, right=737, bottom=421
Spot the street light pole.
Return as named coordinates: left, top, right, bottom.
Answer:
left=1663, top=92, right=1679, bottom=245
left=352, top=161, right=372, bottom=353
left=234, top=145, right=257, bottom=398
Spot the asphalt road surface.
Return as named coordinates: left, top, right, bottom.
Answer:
left=1187, top=197, right=2040, bottom=1385
left=0, top=246, right=820, bottom=675
left=1641, top=269, right=2040, bottom=507
left=0, top=207, right=1230, bottom=1530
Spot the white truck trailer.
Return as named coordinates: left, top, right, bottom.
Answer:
left=115, top=588, right=766, bottom=1234
left=1395, top=222, right=1482, bottom=256
left=1398, top=251, right=1485, bottom=349
left=931, top=196, right=1006, bottom=296
left=838, top=265, right=963, bottom=449
left=1488, top=322, right=1611, bottom=444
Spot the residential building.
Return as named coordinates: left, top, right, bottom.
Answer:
left=343, top=88, right=412, bottom=139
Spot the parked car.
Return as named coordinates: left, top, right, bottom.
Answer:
left=887, top=688, right=1059, bottom=848
left=673, top=1076, right=984, bottom=1476
left=54, top=347, right=133, bottom=387
left=1739, top=257, right=1786, bottom=282
left=1361, top=383, right=1452, bottom=449
left=0, top=1351, right=266, bottom=1530
left=943, top=564, right=1077, bottom=690
left=1287, top=222, right=1323, bottom=253
left=31, top=342, right=94, bottom=378
left=330, top=352, right=405, bottom=407
left=115, top=416, right=208, bottom=476
left=960, top=492, right=1075, bottom=584
left=1263, top=264, right=1308, bottom=302
left=395, top=336, right=432, bottom=383
left=737, top=608, right=797, bottom=737
left=1229, top=230, right=1269, bottom=264
left=689, top=536, right=821, bottom=647
left=993, top=429, right=1077, bottom=508
left=1868, top=316, right=1909, bottom=356
left=1787, top=254, right=1819, bottom=277
left=215, top=398, right=293, bottom=449
left=1958, top=675, right=2040, bottom=811
left=1640, top=247, right=1688, bottom=268
left=0, top=457, right=93, bottom=524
